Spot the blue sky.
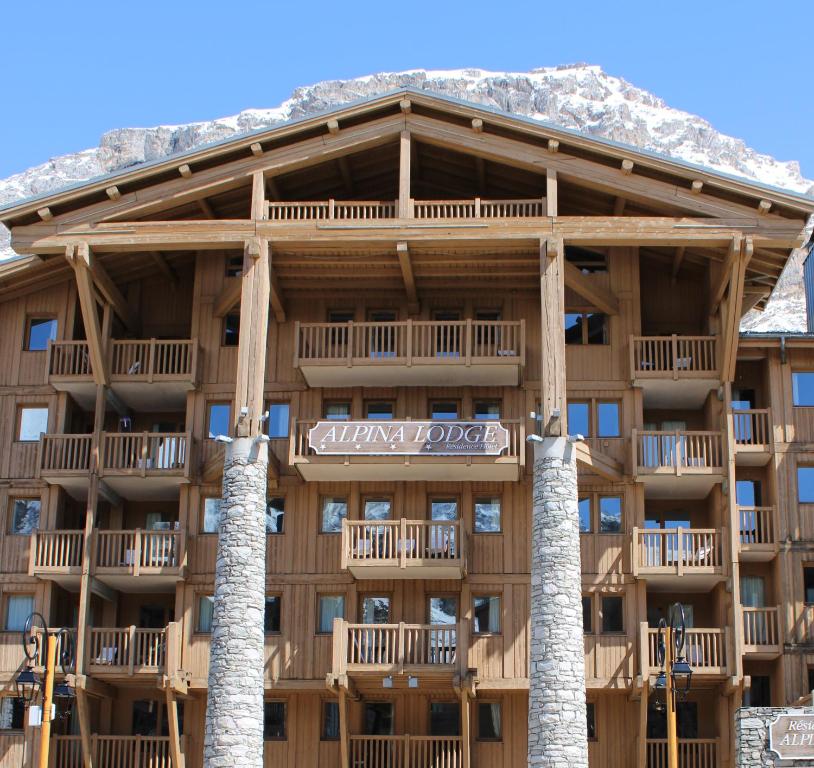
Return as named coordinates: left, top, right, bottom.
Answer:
left=1, top=0, right=812, bottom=182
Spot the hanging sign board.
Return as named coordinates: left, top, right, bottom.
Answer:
left=308, top=420, right=510, bottom=456
left=769, top=712, right=814, bottom=759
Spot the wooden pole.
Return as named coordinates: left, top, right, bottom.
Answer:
left=37, top=632, right=57, bottom=768
left=665, top=627, right=678, bottom=768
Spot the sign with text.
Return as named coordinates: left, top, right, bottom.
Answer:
left=308, top=421, right=510, bottom=456
left=769, top=713, right=814, bottom=759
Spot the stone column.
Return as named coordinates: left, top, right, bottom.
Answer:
left=204, top=437, right=268, bottom=768
left=528, top=437, right=589, bottom=768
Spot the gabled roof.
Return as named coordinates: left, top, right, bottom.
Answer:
left=1, top=87, right=812, bottom=228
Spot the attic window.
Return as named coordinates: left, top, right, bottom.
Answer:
left=565, top=247, right=607, bottom=274
left=225, top=255, right=243, bottom=278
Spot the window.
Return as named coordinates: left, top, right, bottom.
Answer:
left=17, top=406, right=48, bottom=441
left=474, top=497, right=501, bottom=533
left=363, top=498, right=392, bottom=520
left=222, top=313, right=240, bottom=346
left=805, top=568, right=814, bottom=604
left=750, top=676, right=771, bottom=707
left=318, top=595, right=344, bottom=634
left=428, top=596, right=457, bottom=625
left=568, top=402, right=590, bottom=437
left=578, top=497, right=591, bottom=533
left=207, top=402, right=231, bottom=439
left=5, top=595, right=33, bottom=631
left=321, top=497, right=347, bottom=533
left=431, top=401, right=459, bottom=419
left=736, top=480, right=761, bottom=507
left=477, top=702, right=502, bottom=741
left=429, top=702, right=460, bottom=736
left=360, top=596, right=390, bottom=624
left=324, top=402, right=351, bottom=420
left=586, top=702, right=597, bottom=740
left=601, top=596, right=624, bottom=634
left=202, top=498, right=221, bottom=534
left=599, top=496, right=622, bottom=533
left=566, top=246, right=607, bottom=273
left=597, top=402, right=620, bottom=437
left=793, top=372, right=814, bottom=406
left=9, top=498, right=40, bottom=535
left=266, top=404, right=289, bottom=438
left=0, top=698, right=24, bottom=730
left=473, top=596, right=501, bottom=634
left=266, top=497, right=284, bottom=534
left=474, top=401, right=501, bottom=420
left=365, top=402, right=394, bottom=420
left=197, top=595, right=214, bottom=633
left=264, top=596, right=281, bottom=633
left=328, top=310, right=354, bottom=323
left=25, top=318, right=57, bottom=351
left=363, top=702, right=394, bottom=735
left=799, top=467, right=814, bottom=503
left=582, top=596, right=592, bottom=633
left=565, top=313, right=608, bottom=345
left=225, top=255, right=243, bottom=277
left=431, top=498, right=458, bottom=521
left=321, top=701, right=339, bottom=740
left=263, top=701, right=286, bottom=740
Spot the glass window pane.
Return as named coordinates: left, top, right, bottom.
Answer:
left=207, top=404, right=230, bottom=439
left=601, top=596, right=624, bottom=633
left=223, top=313, right=240, bottom=346
left=266, top=498, right=284, bottom=534
left=597, top=402, right=620, bottom=438
left=0, top=697, right=25, bottom=730
left=360, top=596, right=390, bottom=624
left=27, top=319, right=57, bottom=351
left=10, top=499, right=40, bottom=535
left=568, top=402, right=590, bottom=438
left=364, top=702, right=394, bottom=735
left=321, top=497, right=347, bottom=533
left=599, top=497, right=622, bottom=533
left=430, top=703, right=460, bottom=736
left=363, top=499, right=391, bottom=520
left=586, top=702, right=596, bottom=740
left=793, top=373, right=814, bottom=406
left=322, top=701, right=340, bottom=740
left=225, top=255, right=243, bottom=277
left=431, top=499, right=458, bottom=521
left=564, top=313, right=583, bottom=344
left=267, top=404, right=289, bottom=438
left=586, top=313, right=608, bottom=344
left=431, top=402, right=459, bottom=419
left=264, top=596, right=281, bottom=633
left=318, top=596, right=344, bottom=633
left=582, top=597, right=592, bottom=633
left=325, top=402, right=351, bottom=420
left=474, top=497, right=501, bottom=533
left=5, top=596, right=33, bottom=631
left=197, top=596, right=214, bottom=633
left=799, top=468, right=814, bottom=503
left=202, top=499, right=220, bottom=534
left=366, top=402, right=393, bottom=419
left=428, top=597, right=457, bottom=624
left=474, top=401, right=501, bottom=420
left=477, top=703, right=502, bottom=740
left=263, top=702, right=286, bottom=740
left=736, top=480, right=760, bottom=507
left=473, top=596, right=500, bottom=634
left=578, top=498, right=591, bottom=533
left=805, top=568, right=814, bottom=604
left=18, top=408, right=48, bottom=441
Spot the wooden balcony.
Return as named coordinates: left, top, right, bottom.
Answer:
left=51, top=735, right=171, bottom=768
left=642, top=623, right=730, bottom=679
left=732, top=408, right=773, bottom=466
left=348, top=735, right=462, bottom=768
left=294, top=319, right=525, bottom=387
left=47, top=338, right=199, bottom=410
left=332, top=619, right=460, bottom=683
left=29, top=530, right=84, bottom=589
left=85, top=622, right=183, bottom=678
left=341, top=519, right=466, bottom=579
left=645, top=739, right=718, bottom=768
left=738, top=506, right=778, bottom=561
left=632, top=430, right=724, bottom=498
left=94, top=529, right=185, bottom=590
left=0, top=627, right=75, bottom=680
left=38, top=432, right=192, bottom=500
left=742, top=606, right=782, bottom=659
left=632, top=527, right=725, bottom=590
left=291, top=419, right=524, bottom=482
left=630, top=335, right=719, bottom=407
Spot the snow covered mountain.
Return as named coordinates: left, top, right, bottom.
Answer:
left=1, top=65, right=811, bottom=329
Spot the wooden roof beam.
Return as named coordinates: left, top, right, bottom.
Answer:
left=547, top=139, right=559, bottom=154
left=214, top=278, right=242, bottom=318
left=250, top=143, right=264, bottom=157
left=75, top=243, right=137, bottom=333
left=66, top=244, right=108, bottom=386
left=691, top=180, right=704, bottom=194
left=671, top=247, right=686, bottom=279
left=178, top=164, right=192, bottom=179
left=197, top=197, right=215, bottom=218
left=575, top=441, right=623, bottom=481
left=564, top=260, right=619, bottom=315
left=337, top=157, right=354, bottom=196
left=397, top=242, right=419, bottom=314
left=37, top=207, right=53, bottom=221
left=149, top=251, right=178, bottom=287
left=710, top=235, right=742, bottom=314
left=621, top=159, right=634, bottom=176
left=105, top=186, right=122, bottom=201
left=720, top=236, right=752, bottom=381
left=471, top=118, right=483, bottom=133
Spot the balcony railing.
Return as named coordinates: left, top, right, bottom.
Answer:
left=295, top=319, right=525, bottom=367
left=0, top=628, right=76, bottom=675
left=742, top=606, right=782, bottom=652
left=95, top=529, right=184, bottom=573
left=645, top=739, right=718, bottom=768
left=39, top=434, right=93, bottom=474
left=643, top=624, right=729, bottom=676
left=333, top=619, right=458, bottom=676
left=47, top=340, right=93, bottom=378
left=87, top=626, right=166, bottom=675
left=51, top=735, right=171, bottom=768
left=632, top=528, right=723, bottom=576
left=348, top=735, right=462, bottom=768
left=632, top=430, right=724, bottom=474
left=30, top=530, right=84, bottom=574
left=738, top=506, right=777, bottom=557
left=630, top=335, right=718, bottom=379
left=267, top=200, right=397, bottom=220
left=732, top=408, right=772, bottom=447
left=341, top=519, right=465, bottom=576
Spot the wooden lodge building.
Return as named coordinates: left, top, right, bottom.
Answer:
left=0, top=88, right=812, bottom=768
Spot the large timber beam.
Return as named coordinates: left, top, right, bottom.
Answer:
left=398, top=130, right=411, bottom=218
left=67, top=245, right=109, bottom=386
left=396, top=241, right=419, bottom=314
left=710, top=235, right=742, bottom=314
left=540, top=237, right=567, bottom=436
left=75, top=242, right=137, bottom=333
left=213, top=279, right=242, bottom=318
left=563, top=260, right=619, bottom=315
left=720, top=236, right=753, bottom=382
left=574, top=441, right=623, bottom=482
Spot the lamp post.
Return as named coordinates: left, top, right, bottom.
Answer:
left=654, top=603, right=693, bottom=768
left=14, top=613, right=75, bottom=768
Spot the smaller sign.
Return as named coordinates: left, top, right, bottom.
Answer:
left=769, top=712, right=814, bottom=759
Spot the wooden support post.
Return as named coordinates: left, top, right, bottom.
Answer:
left=546, top=168, right=558, bottom=217
left=75, top=688, right=94, bottom=768
left=251, top=171, right=266, bottom=220
left=540, top=237, right=567, bottom=435
left=165, top=687, right=185, bottom=768
left=460, top=683, right=471, bottom=768
left=338, top=687, right=349, bottom=768
left=563, top=260, right=619, bottom=315
left=68, top=245, right=109, bottom=386
left=396, top=242, right=419, bottom=314
left=398, top=131, right=411, bottom=219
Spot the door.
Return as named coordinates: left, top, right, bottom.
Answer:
left=363, top=498, right=393, bottom=558
left=430, top=498, right=458, bottom=558
left=433, top=310, right=462, bottom=357
left=741, top=575, right=767, bottom=643
left=737, top=480, right=763, bottom=543
left=367, top=310, right=398, bottom=358
left=359, top=597, right=391, bottom=663
left=427, top=597, right=458, bottom=664
left=663, top=517, right=691, bottom=566
left=732, top=389, right=756, bottom=442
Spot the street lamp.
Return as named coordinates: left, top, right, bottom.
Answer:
left=653, top=603, right=693, bottom=768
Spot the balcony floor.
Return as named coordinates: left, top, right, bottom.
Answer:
left=637, top=572, right=726, bottom=592
left=348, top=561, right=465, bottom=580
left=298, top=362, right=520, bottom=388
left=636, top=378, right=719, bottom=409
left=295, top=458, right=520, bottom=482
left=637, top=473, right=723, bottom=500
left=735, top=447, right=772, bottom=467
